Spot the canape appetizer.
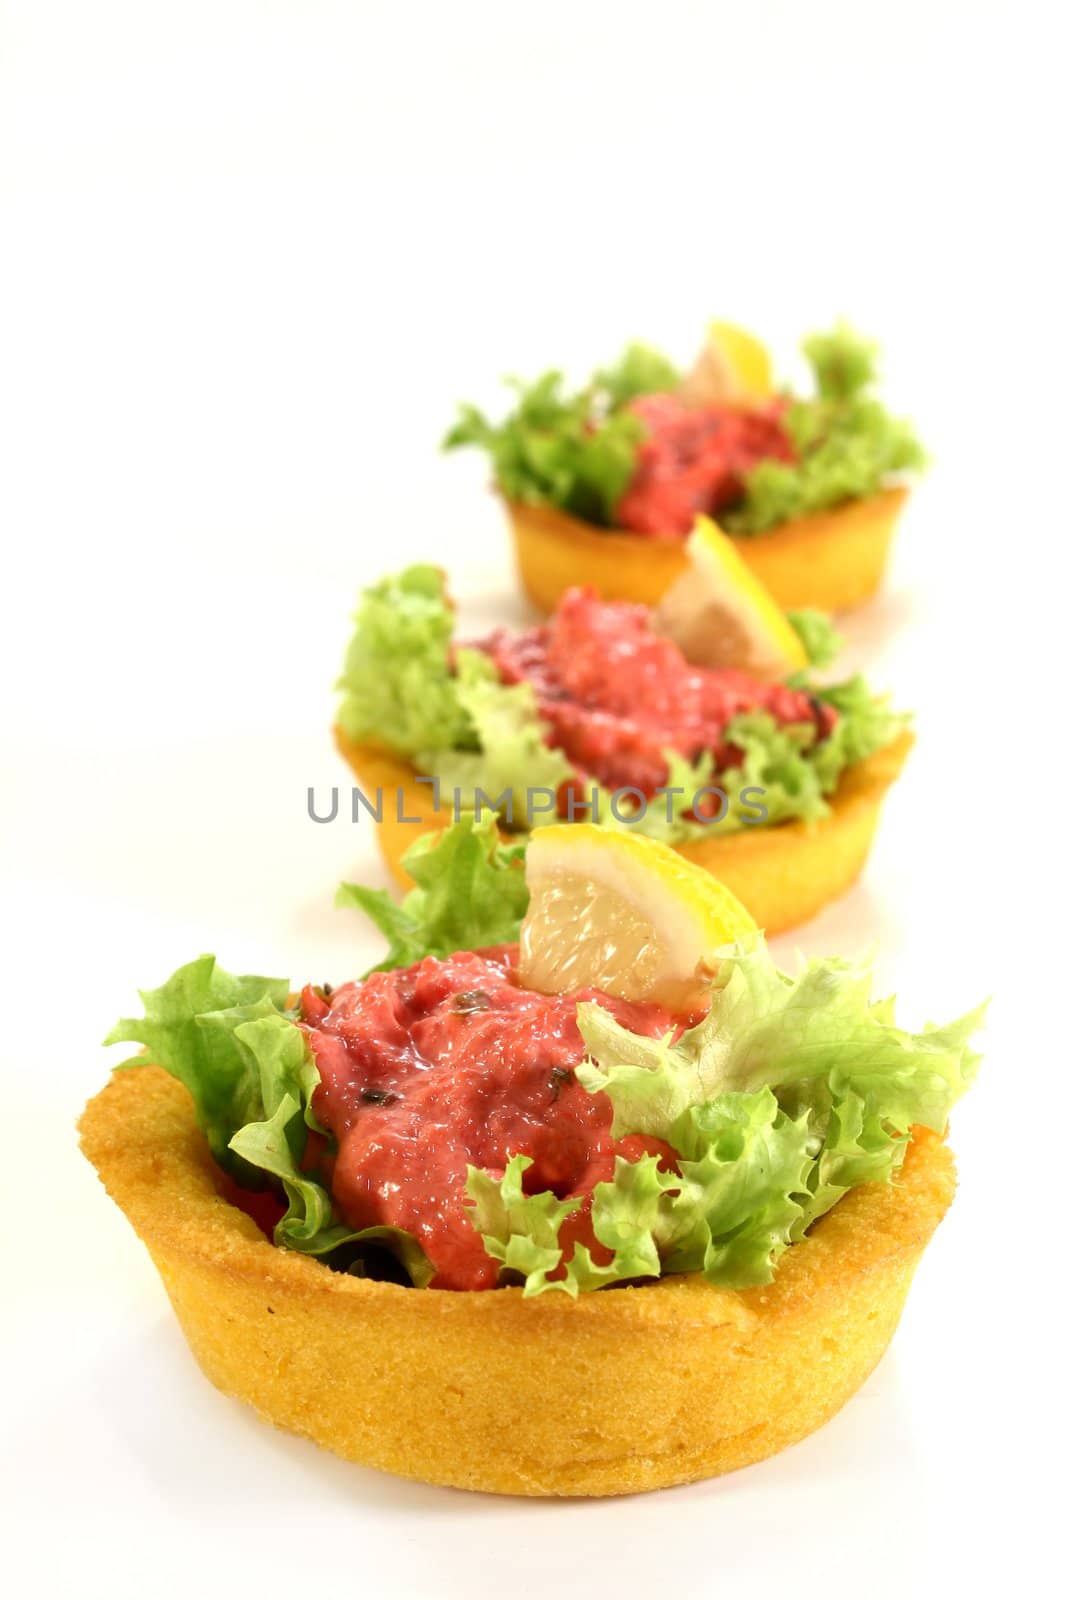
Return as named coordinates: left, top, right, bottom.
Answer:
left=445, top=321, right=924, bottom=613
left=81, top=821, right=982, bottom=1496
left=333, top=538, right=911, bottom=935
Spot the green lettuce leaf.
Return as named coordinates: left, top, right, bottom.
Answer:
left=465, top=1154, right=583, bottom=1294
left=454, top=937, right=984, bottom=1297
left=104, top=957, right=292, bottom=1169
left=786, top=608, right=843, bottom=670
left=336, top=565, right=472, bottom=756
left=720, top=712, right=842, bottom=828
left=336, top=812, right=529, bottom=972
left=578, top=938, right=983, bottom=1135
left=817, top=675, right=908, bottom=769
left=600, top=675, right=905, bottom=845
left=104, top=956, right=431, bottom=1283
left=595, top=342, right=681, bottom=409
left=570, top=1092, right=815, bottom=1292
left=426, top=650, right=573, bottom=828
left=724, top=323, right=926, bottom=536
left=715, top=683, right=905, bottom=831
left=660, top=1090, right=813, bottom=1285
left=563, top=1153, right=675, bottom=1295
left=597, top=727, right=832, bottom=843
left=804, top=323, right=880, bottom=400
left=586, top=747, right=721, bottom=843
left=569, top=1009, right=700, bottom=1138
left=443, top=349, right=672, bottom=525
left=336, top=566, right=571, bottom=825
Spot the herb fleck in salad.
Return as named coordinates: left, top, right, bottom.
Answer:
left=444, top=324, right=925, bottom=539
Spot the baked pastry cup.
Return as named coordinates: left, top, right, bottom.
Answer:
left=334, top=728, right=913, bottom=936
left=79, top=1065, right=954, bottom=1498
left=507, top=486, right=908, bottom=617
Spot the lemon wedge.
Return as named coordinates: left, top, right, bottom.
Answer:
left=680, top=320, right=774, bottom=405
left=654, top=514, right=808, bottom=679
left=707, top=320, right=773, bottom=397
left=519, top=824, right=758, bottom=1008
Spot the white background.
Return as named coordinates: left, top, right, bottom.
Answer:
left=1, top=2, right=1062, bottom=1595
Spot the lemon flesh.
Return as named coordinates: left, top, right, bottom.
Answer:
left=518, top=825, right=758, bottom=1009
left=654, top=514, right=808, bottom=680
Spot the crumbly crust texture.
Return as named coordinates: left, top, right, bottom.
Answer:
left=507, top=488, right=908, bottom=615
left=80, top=1065, right=952, bottom=1497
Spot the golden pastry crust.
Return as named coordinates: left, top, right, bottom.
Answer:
left=507, top=487, right=908, bottom=615
left=79, top=1068, right=954, bottom=1497
left=334, top=730, right=913, bottom=937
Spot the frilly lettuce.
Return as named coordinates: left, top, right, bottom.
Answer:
left=337, top=813, right=529, bottom=972
left=557, top=1094, right=814, bottom=1292
left=724, top=324, right=926, bottom=536
left=336, top=565, right=473, bottom=757
left=595, top=342, right=681, bottom=408
left=105, top=955, right=432, bottom=1284
left=104, top=959, right=291, bottom=1169
left=603, top=676, right=907, bottom=845
left=336, top=567, right=572, bottom=823
left=426, top=651, right=573, bottom=828
left=466, top=1155, right=582, bottom=1294
left=576, top=939, right=982, bottom=1129
left=817, top=675, right=908, bottom=769
left=442, top=346, right=675, bottom=526
left=107, top=821, right=534, bottom=1281
left=786, top=607, right=843, bottom=670
left=467, top=936, right=983, bottom=1296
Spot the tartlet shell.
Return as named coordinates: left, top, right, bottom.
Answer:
left=80, top=1068, right=954, bottom=1497
left=506, top=487, right=908, bottom=615
left=334, top=730, right=913, bottom=937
